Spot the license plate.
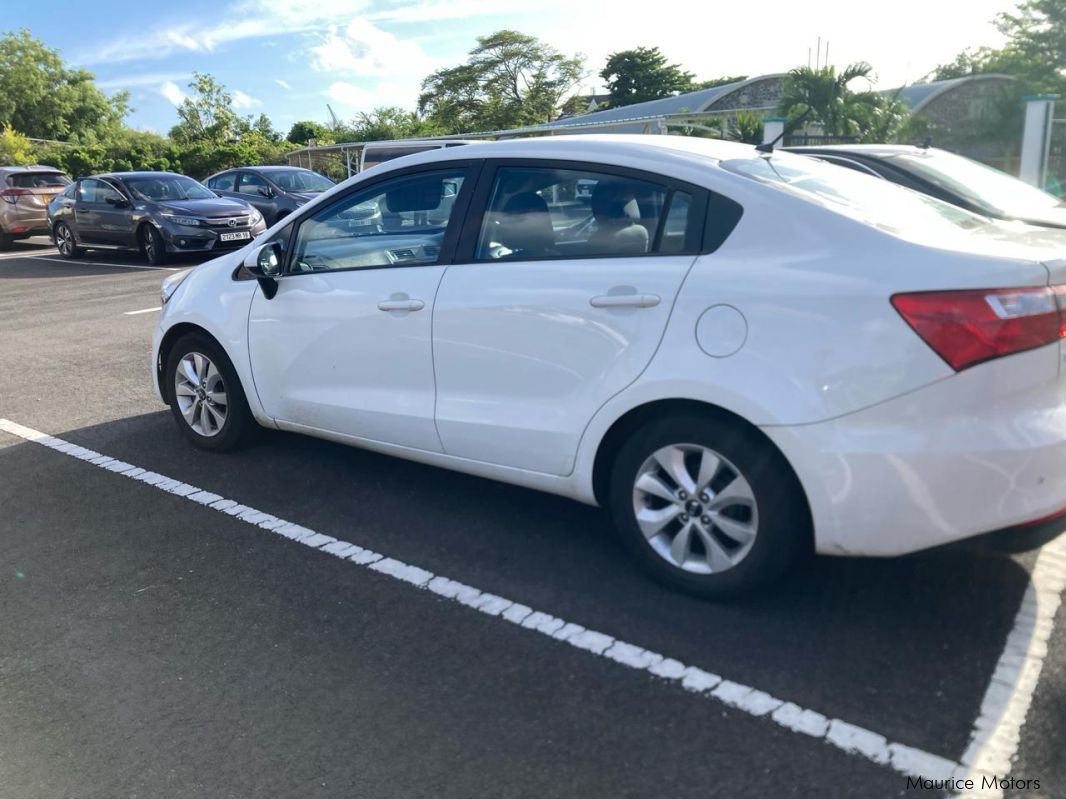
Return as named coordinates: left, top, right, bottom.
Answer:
left=220, top=231, right=251, bottom=242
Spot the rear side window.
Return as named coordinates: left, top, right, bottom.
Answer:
left=208, top=173, right=236, bottom=191
left=474, top=166, right=701, bottom=261
left=7, top=172, right=70, bottom=188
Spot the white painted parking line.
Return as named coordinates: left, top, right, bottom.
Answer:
left=0, top=417, right=970, bottom=783
left=123, top=307, right=160, bottom=316
left=958, top=535, right=1066, bottom=798
left=0, top=248, right=58, bottom=259
left=28, top=256, right=178, bottom=271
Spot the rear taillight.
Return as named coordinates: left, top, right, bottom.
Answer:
left=891, top=287, right=1065, bottom=371
left=0, top=187, right=32, bottom=204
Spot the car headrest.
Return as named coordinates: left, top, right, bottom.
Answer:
left=591, top=181, right=641, bottom=222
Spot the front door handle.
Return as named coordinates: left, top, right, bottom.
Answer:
left=589, top=293, right=661, bottom=309
left=377, top=298, right=425, bottom=312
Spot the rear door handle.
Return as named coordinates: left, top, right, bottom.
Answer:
left=589, top=294, right=661, bottom=309
left=377, top=298, right=425, bottom=312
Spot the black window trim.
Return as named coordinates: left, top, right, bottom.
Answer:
left=450, top=157, right=722, bottom=266
left=275, top=159, right=485, bottom=278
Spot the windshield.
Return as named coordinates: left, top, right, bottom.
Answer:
left=886, top=151, right=1063, bottom=219
left=722, top=154, right=990, bottom=235
left=269, top=170, right=334, bottom=193
left=125, top=175, right=216, bottom=202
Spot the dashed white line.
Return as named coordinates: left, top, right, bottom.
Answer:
left=123, top=306, right=160, bottom=316
left=957, top=535, right=1066, bottom=798
left=0, top=248, right=58, bottom=259
left=0, top=417, right=977, bottom=782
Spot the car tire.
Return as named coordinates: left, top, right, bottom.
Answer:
left=608, top=414, right=810, bottom=598
left=165, top=333, right=256, bottom=451
left=140, top=224, right=168, bottom=266
left=54, top=222, right=83, bottom=258
left=0, top=231, right=11, bottom=250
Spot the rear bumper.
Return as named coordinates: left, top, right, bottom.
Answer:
left=1, top=205, right=49, bottom=236
left=763, top=343, right=1066, bottom=557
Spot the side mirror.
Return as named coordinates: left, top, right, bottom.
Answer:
left=243, top=242, right=282, bottom=299
left=105, top=195, right=129, bottom=207
left=258, top=185, right=274, bottom=198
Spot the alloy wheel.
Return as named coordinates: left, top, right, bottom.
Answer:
left=142, top=227, right=158, bottom=262
left=173, top=352, right=228, bottom=437
left=632, top=443, right=759, bottom=574
left=56, top=225, right=73, bottom=256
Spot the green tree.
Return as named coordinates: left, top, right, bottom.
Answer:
left=599, top=46, right=694, bottom=108
left=727, top=111, right=764, bottom=144
left=169, top=72, right=246, bottom=143
left=777, top=63, right=893, bottom=138
left=419, top=30, right=585, bottom=132
left=0, top=30, right=128, bottom=141
left=0, top=124, right=34, bottom=165
left=695, top=75, right=748, bottom=90
left=334, top=107, right=442, bottom=142
left=287, top=120, right=333, bottom=145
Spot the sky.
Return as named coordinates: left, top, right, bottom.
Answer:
left=6, top=0, right=1016, bottom=136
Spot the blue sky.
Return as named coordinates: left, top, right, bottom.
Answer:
left=6, top=0, right=1012, bottom=137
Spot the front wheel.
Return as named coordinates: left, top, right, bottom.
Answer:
left=140, top=224, right=167, bottom=265
left=54, top=222, right=82, bottom=258
left=165, top=334, right=255, bottom=451
left=609, top=414, right=810, bottom=598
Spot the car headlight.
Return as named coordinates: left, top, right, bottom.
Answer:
left=248, top=208, right=263, bottom=225
left=161, top=214, right=202, bottom=227
left=161, top=268, right=193, bottom=305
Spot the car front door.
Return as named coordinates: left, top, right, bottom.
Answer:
left=237, top=172, right=277, bottom=220
left=73, top=179, right=131, bottom=245
left=432, top=161, right=712, bottom=476
left=247, top=164, right=477, bottom=451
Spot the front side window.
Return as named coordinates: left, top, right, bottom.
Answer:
left=78, top=178, right=123, bottom=204
left=209, top=173, right=237, bottom=192
left=475, top=166, right=691, bottom=261
left=238, top=172, right=269, bottom=195
left=289, top=169, right=466, bottom=273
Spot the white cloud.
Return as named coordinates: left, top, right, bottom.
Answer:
left=310, top=19, right=434, bottom=77
left=275, top=79, right=292, bottom=90
left=232, top=89, right=262, bottom=109
left=97, top=72, right=191, bottom=90
left=160, top=80, right=188, bottom=106
left=325, top=77, right=425, bottom=115
left=370, top=0, right=537, bottom=23
left=327, top=81, right=373, bottom=108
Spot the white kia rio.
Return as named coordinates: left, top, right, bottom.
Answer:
left=153, top=135, right=1066, bottom=596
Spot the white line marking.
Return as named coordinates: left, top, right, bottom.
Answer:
left=28, top=256, right=178, bottom=271
left=957, top=535, right=1066, bottom=798
left=123, top=306, right=160, bottom=316
left=0, top=417, right=968, bottom=781
left=0, top=248, right=58, bottom=259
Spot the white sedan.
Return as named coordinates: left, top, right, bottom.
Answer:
left=153, top=135, right=1066, bottom=596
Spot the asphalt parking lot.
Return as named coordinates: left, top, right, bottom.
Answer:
left=1, top=236, right=1065, bottom=799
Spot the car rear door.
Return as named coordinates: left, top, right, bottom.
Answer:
left=431, top=160, right=711, bottom=476
left=247, top=163, right=478, bottom=451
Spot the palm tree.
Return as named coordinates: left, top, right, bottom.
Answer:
left=777, top=62, right=888, bottom=139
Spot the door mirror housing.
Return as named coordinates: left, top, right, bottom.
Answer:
left=258, top=185, right=274, bottom=198
left=104, top=195, right=129, bottom=207
left=244, top=241, right=283, bottom=299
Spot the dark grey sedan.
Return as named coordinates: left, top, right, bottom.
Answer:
left=205, top=166, right=336, bottom=225
left=48, top=172, right=267, bottom=264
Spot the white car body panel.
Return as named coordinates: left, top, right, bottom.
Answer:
left=433, top=255, right=697, bottom=475
left=152, top=135, right=1066, bottom=562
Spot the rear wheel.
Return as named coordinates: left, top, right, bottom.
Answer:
left=0, top=231, right=10, bottom=250
left=165, top=333, right=255, bottom=451
left=609, top=414, right=809, bottom=597
left=54, top=223, right=82, bottom=258
left=140, top=224, right=167, bottom=265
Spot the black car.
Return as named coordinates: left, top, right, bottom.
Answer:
left=204, top=166, right=335, bottom=225
left=785, top=144, right=1066, bottom=229
left=48, top=172, right=268, bottom=265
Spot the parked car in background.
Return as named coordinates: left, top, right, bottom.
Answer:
left=205, top=166, right=335, bottom=225
left=49, top=172, right=267, bottom=265
left=786, top=144, right=1066, bottom=229
left=0, top=165, right=71, bottom=249
left=153, top=136, right=1066, bottom=597
left=360, top=140, right=473, bottom=172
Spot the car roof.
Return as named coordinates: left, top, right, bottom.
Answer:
left=785, top=144, right=934, bottom=158
left=0, top=164, right=65, bottom=173
left=94, top=171, right=190, bottom=180
left=212, top=165, right=315, bottom=174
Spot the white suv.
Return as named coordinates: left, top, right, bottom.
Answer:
left=153, top=135, right=1066, bottom=596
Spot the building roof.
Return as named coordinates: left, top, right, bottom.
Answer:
left=545, top=76, right=781, bottom=129
left=890, top=74, right=1014, bottom=111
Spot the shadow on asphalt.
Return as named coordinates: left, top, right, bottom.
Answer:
left=7, top=408, right=1042, bottom=763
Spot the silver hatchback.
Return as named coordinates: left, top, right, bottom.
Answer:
left=0, top=166, right=71, bottom=249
